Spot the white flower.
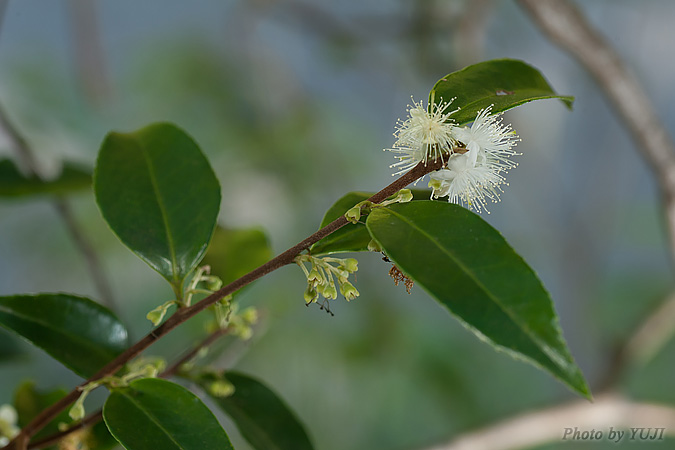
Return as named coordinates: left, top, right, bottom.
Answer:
left=385, top=98, right=458, bottom=175
left=452, top=105, right=520, bottom=172
left=0, top=404, right=19, bottom=443
left=429, top=105, right=519, bottom=213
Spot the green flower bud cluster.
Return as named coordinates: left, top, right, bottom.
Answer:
left=147, top=266, right=223, bottom=326
left=296, top=255, right=360, bottom=306
left=69, top=357, right=166, bottom=421
left=209, top=298, right=258, bottom=340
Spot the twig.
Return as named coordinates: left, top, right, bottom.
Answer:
left=7, top=157, right=444, bottom=447
left=161, top=327, right=230, bottom=378
left=66, top=0, right=111, bottom=106
left=517, top=0, right=675, bottom=260
left=26, top=328, right=231, bottom=449
left=423, top=393, right=675, bottom=450
left=26, top=411, right=102, bottom=450
left=518, top=0, right=675, bottom=395
left=0, top=103, right=118, bottom=312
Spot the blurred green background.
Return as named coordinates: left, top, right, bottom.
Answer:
left=0, top=0, right=674, bottom=449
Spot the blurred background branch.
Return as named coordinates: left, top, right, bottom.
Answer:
left=427, top=1, right=675, bottom=447
left=424, top=393, right=675, bottom=450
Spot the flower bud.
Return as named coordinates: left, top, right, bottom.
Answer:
left=304, top=285, right=318, bottom=303
left=345, top=205, right=362, bottom=224
left=343, top=258, right=358, bottom=273
left=340, top=281, right=360, bottom=301
left=209, top=380, right=235, bottom=398
left=397, top=189, right=413, bottom=203
left=367, top=239, right=382, bottom=252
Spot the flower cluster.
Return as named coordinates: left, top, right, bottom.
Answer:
left=295, top=255, right=359, bottom=314
left=0, top=404, right=19, bottom=447
left=386, top=100, right=520, bottom=212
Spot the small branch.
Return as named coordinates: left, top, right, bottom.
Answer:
left=9, top=158, right=444, bottom=444
left=26, top=411, right=102, bottom=450
left=27, top=328, right=231, bottom=449
left=517, top=0, right=675, bottom=260
left=424, top=393, right=675, bottom=450
left=66, top=0, right=111, bottom=106
left=52, top=198, right=118, bottom=312
left=161, top=327, right=230, bottom=378
left=0, top=102, right=118, bottom=311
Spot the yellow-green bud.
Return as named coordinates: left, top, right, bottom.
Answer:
left=307, top=268, right=323, bottom=284
left=208, top=380, right=235, bottom=398
left=323, top=284, right=338, bottom=300
left=68, top=401, right=85, bottom=421
left=241, top=307, right=258, bottom=324
left=146, top=301, right=175, bottom=326
left=343, top=258, right=358, bottom=273
left=304, top=285, right=318, bottom=303
left=397, top=189, right=413, bottom=203
left=367, top=239, right=382, bottom=252
left=340, top=281, right=360, bottom=301
left=345, top=205, right=361, bottom=224
left=428, top=178, right=443, bottom=190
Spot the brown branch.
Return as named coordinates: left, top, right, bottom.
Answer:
left=26, top=411, right=102, bottom=450
left=27, top=328, right=231, bottom=449
left=161, top=327, right=230, bottom=378
left=517, top=0, right=675, bottom=260
left=8, top=157, right=444, bottom=447
left=518, top=0, right=675, bottom=396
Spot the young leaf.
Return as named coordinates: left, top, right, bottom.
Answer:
left=310, top=190, right=432, bottom=255
left=366, top=201, right=590, bottom=398
left=198, top=372, right=314, bottom=450
left=103, top=378, right=233, bottom=450
left=201, top=226, right=272, bottom=288
left=0, top=294, right=128, bottom=378
left=310, top=192, right=373, bottom=255
left=0, top=159, right=91, bottom=197
left=430, top=59, right=574, bottom=126
left=94, top=123, right=221, bottom=290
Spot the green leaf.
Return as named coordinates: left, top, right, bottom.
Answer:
left=366, top=201, right=590, bottom=398
left=94, top=123, right=221, bottom=289
left=198, top=372, right=314, bottom=450
left=0, top=329, right=23, bottom=361
left=103, top=378, right=233, bottom=450
left=0, top=159, right=91, bottom=197
left=310, top=192, right=372, bottom=255
left=430, top=59, right=574, bottom=126
left=0, top=293, right=128, bottom=378
left=310, top=190, right=432, bottom=255
left=201, top=226, right=272, bottom=288
left=14, top=381, right=71, bottom=443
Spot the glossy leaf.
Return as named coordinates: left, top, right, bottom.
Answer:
left=199, top=372, right=314, bottom=450
left=0, top=159, right=91, bottom=197
left=430, top=59, right=574, bottom=126
left=0, top=294, right=128, bottom=378
left=201, top=226, right=272, bottom=288
left=310, top=190, right=432, bottom=255
left=0, top=330, right=23, bottom=361
left=103, top=378, right=233, bottom=450
left=94, top=123, right=221, bottom=288
left=366, top=201, right=590, bottom=398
